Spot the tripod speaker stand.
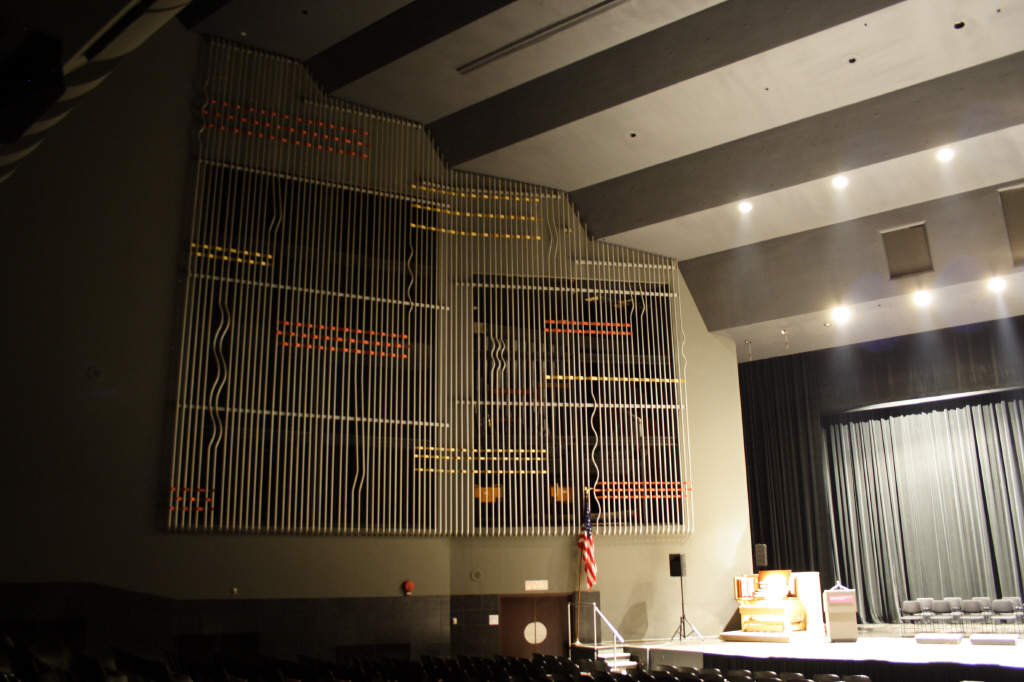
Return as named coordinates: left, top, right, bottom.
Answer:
left=669, top=553, right=703, bottom=641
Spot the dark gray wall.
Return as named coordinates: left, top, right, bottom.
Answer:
left=0, top=19, right=751, bottom=649
left=0, top=583, right=450, bottom=660
left=0, top=21, right=452, bottom=601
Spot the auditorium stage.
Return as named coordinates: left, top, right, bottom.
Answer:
left=595, top=625, right=1024, bottom=682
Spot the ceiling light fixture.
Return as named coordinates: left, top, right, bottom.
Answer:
left=988, top=277, right=1007, bottom=292
left=824, top=321, right=832, bottom=327
left=831, top=306, right=851, bottom=323
left=913, top=290, right=932, bottom=306
left=937, top=148, right=955, bottom=162
left=739, top=201, right=753, bottom=213
left=832, top=175, right=849, bottom=188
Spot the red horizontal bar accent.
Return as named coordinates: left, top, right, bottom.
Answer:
left=545, top=320, right=631, bottom=328
left=208, top=98, right=369, bottom=136
left=207, top=110, right=369, bottom=148
left=206, top=122, right=369, bottom=158
left=544, top=328, right=632, bottom=336
left=595, top=481, right=684, bottom=487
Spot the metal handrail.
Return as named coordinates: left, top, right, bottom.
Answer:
left=569, top=601, right=625, bottom=648
left=594, top=604, right=625, bottom=644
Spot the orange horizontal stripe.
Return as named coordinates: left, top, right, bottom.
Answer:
left=278, top=330, right=409, bottom=348
left=545, top=320, right=631, bottom=328
left=207, top=110, right=369, bottom=147
left=595, top=481, right=685, bottom=487
left=544, top=328, right=633, bottom=336
left=207, top=123, right=368, bottom=158
left=208, top=98, right=369, bottom=136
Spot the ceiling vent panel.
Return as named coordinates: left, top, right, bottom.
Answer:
left=999, top=187, right=1024, bottom=267
left=882, top=223, right=932, bottom=279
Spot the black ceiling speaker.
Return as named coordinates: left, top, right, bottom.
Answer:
left=0, top=29, right=66, bottom=144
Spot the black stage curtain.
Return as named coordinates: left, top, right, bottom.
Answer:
left=738, top=355, right=836, bottom=585
left=739, top=316, right=1024, bottom=620
left=825, top=391, right=1024, bottom=622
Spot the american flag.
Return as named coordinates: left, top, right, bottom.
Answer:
left=578, top=494, right=597, bottom=590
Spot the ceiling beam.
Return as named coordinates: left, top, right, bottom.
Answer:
left=429, top=0, right=903, bottom=165
left=679, top=181, right=1020, bottom=331
left=305, top=0, right=517, bottom=94
left=573, top=50, right=1024, bottom=239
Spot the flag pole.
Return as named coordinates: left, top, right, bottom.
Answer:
left=574, top=487, right=588, bottom=645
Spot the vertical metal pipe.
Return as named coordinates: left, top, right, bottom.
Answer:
left=173, top=43, right=693, bottom=540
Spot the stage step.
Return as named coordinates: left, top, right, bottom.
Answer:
left=915, top=633, right=963, bottom=645
left=970, top=634, right=1019, bottom=646
left=596, top=646, right=637, bottom=671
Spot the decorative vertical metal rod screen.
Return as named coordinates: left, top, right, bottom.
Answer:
left=169, top=40, right=692, bottom=536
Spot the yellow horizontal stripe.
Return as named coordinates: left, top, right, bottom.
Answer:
left=545, top=374, right=683, bottom=384
left=411, top=222, right=541, bottom=241
left=412, top=203, right=539, bottom=221
left=411, top=184, right=541, bottom=203
left=415, top=446, right=547, bottom=454
left=413, top=453, right=548, bottom=462
left=415, top=467, right=548, bottom=475
left=191, top=242, right=273, bottom=259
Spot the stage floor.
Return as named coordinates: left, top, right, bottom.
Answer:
left=619, top=625, right=1024, bottom=671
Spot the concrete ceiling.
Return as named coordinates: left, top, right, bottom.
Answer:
left=178, top=0, right=1024, bottom=360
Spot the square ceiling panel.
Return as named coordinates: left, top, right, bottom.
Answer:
left=1000, top=186, right=1024, bottom=267
left=882, top=223, right=933, bottom=279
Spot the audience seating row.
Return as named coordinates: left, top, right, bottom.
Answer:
left=649, top=666, right=868, bottom=682
left=2, top=636, right=872, bottom=682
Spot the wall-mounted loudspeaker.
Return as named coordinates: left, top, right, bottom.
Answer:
left=669, top=553, right=686, bottom=577
left=754, top=543, right=768, bottom=568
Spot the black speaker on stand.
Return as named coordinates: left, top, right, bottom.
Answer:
left=669, top=553, right=702, bottom=641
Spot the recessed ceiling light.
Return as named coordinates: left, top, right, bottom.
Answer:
left=739, top=201, right=753, bottom=213
left=832, top=175, right=849, bottom=188
left=913, top=290, right=932, bottom=306
left=824, top=321, right=832, bottom=327
left=831, top=306, right=851, bottom=323
left=937, top=148, right=955, bottom=162
left=988, top=277, right=1007, bottom=292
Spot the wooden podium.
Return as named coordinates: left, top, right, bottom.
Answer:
left=720, top=570, right=825, bottom=643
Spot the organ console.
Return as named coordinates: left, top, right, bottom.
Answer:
left=722, top=570, right=825, bottom=642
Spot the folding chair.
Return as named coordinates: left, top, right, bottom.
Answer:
left=959, top=600, right=987, bottom=634
left=990, top=599, right=1019, bottom=634
left=928, top=599, right=957, bottom=633
left=899, top=600, right=925, bottom=636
